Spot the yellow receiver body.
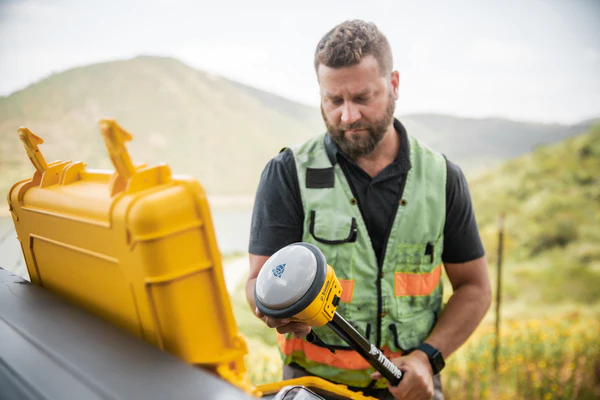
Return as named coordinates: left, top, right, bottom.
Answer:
left=290, top=264, right=342, bottom=326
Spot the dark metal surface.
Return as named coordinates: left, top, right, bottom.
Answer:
left=0, top=267, right=254, bottom=400
left=328, top=312, right=402, bottom=386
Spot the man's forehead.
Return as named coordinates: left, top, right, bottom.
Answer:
left=318, top=59, right=385, bottom=97
left=317, top=56, right=385, bottom=94
left=322, top=87, right=373, bottom=98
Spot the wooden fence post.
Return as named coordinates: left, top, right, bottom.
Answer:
left=494, top=212, right=505, bottom=374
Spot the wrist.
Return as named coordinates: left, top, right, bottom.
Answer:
left=411, top=343, right=446, bottom=375
left=411, top=349, right=433, bottom=374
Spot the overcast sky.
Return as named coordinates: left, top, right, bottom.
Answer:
left=1, top=0, right=599, bottom=124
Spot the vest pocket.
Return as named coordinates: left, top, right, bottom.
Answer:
left=309, top=210, right=357, bottom=245
left=388, top=310, right=436, bottom=352
left=394, top=243, right=436, bottom=272
left=393, top=236, right=443, bottom=298
left=390, top=236, right=444, bottom=350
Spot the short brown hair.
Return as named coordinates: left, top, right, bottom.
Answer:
left=314, top=20, right=393, bottom=76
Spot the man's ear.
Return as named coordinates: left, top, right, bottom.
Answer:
left=390, top=70, right=400, bottom=100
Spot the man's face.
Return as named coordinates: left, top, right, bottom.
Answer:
left=318, top=55, right=399, bottom=159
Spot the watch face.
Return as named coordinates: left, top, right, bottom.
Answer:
left=431, top=350, right=445, bottom=374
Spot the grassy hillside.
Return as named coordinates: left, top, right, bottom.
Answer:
left=470, top=124, right=600, bottom=316
left=1, top=56, right=596, bottom=200
left=0, top=56, right=324, bottom=197
left=402, top=113, right=597, bottom=173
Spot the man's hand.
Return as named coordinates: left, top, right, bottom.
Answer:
left=254, top=308, right=312, bottom=338
left=370, top=351, right=434, bottom=400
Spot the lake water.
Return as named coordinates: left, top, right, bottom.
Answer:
left=0, top=208, right=253, bottom=277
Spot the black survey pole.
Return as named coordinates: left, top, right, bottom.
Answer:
left=327, top=312, right=403, bottom=385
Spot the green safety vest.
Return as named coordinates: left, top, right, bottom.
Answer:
left=278, top=132, right=447, bottom=388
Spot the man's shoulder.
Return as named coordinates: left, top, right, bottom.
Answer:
left=395, top=118, right=443, bottom=162
left=406, top=134, right=447, bottom=180
left=444, top=157, right=463, bottom=179
left=285, top=132, right=327, bottom=154
left=406, top=134, right=444, bottom=160
left=257, top=148, right=301, bottom=204
left=404, top=132, right=464, bottom=180
left=282, top=133, right=335, bottom=169
left=264, top=132, right=328, bottom=179
left=265, top=147, right=296, bottom=172
left=443, top=156, right=469, bottom=197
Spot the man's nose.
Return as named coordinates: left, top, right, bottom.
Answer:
left=341, top=101, right=361, bottom=125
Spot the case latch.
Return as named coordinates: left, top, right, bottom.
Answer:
left=18, top=127, right=48, bottom=174
left=99, top=118, right=137, bottom=196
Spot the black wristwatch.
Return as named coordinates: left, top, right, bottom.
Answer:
left=413, top=343, right=445, bottom=375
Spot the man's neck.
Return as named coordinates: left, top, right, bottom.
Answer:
left=354, top=124, right=399, bottom=178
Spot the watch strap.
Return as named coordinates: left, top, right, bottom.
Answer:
left=414, top=343, right=445, bottom=375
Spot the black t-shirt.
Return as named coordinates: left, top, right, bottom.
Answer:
left=249, top=119, right=484, bottom=265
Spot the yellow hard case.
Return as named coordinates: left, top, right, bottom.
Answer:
left=7, top=119, right=374, bottom=399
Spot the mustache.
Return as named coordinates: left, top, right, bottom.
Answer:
left=340, top=121, right=372, bottom=131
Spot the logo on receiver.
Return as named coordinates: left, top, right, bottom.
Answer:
left=272, top=263, right=286, bottom=278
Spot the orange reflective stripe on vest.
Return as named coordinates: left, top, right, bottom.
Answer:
left=278, top=333, right=403, bottom=370
left=394, top=263, right=442, bottom=297
left=338, top=279, right=354, bottom=303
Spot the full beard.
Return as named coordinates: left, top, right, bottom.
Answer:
left=322, top=91, right=396, bottom=160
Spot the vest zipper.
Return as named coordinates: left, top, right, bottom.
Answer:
left=339, top=163, right=409, bottom=350
left=376, top=172, right=408, bottom=348
left=376, top=205, right=396, bottom=348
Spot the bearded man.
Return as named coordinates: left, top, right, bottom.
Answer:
left=246, top=20, right=491, bottom=400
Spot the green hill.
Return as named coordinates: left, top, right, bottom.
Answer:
left=470, top=124, right=600, bottom=315
left=1, top=55, right=596, bottom=200
left=0, top=56, right=324, bottom=197
left=401, top=113, right=597, bottom=173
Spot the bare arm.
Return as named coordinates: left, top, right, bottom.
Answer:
left=246, top=253, right=270, bottom=313
left=422, top=255, right=492, bottom=359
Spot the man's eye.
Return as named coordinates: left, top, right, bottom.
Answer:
left=331, top=99, right=343, bottom=105
left=356, top=96, right=370, bottom=103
